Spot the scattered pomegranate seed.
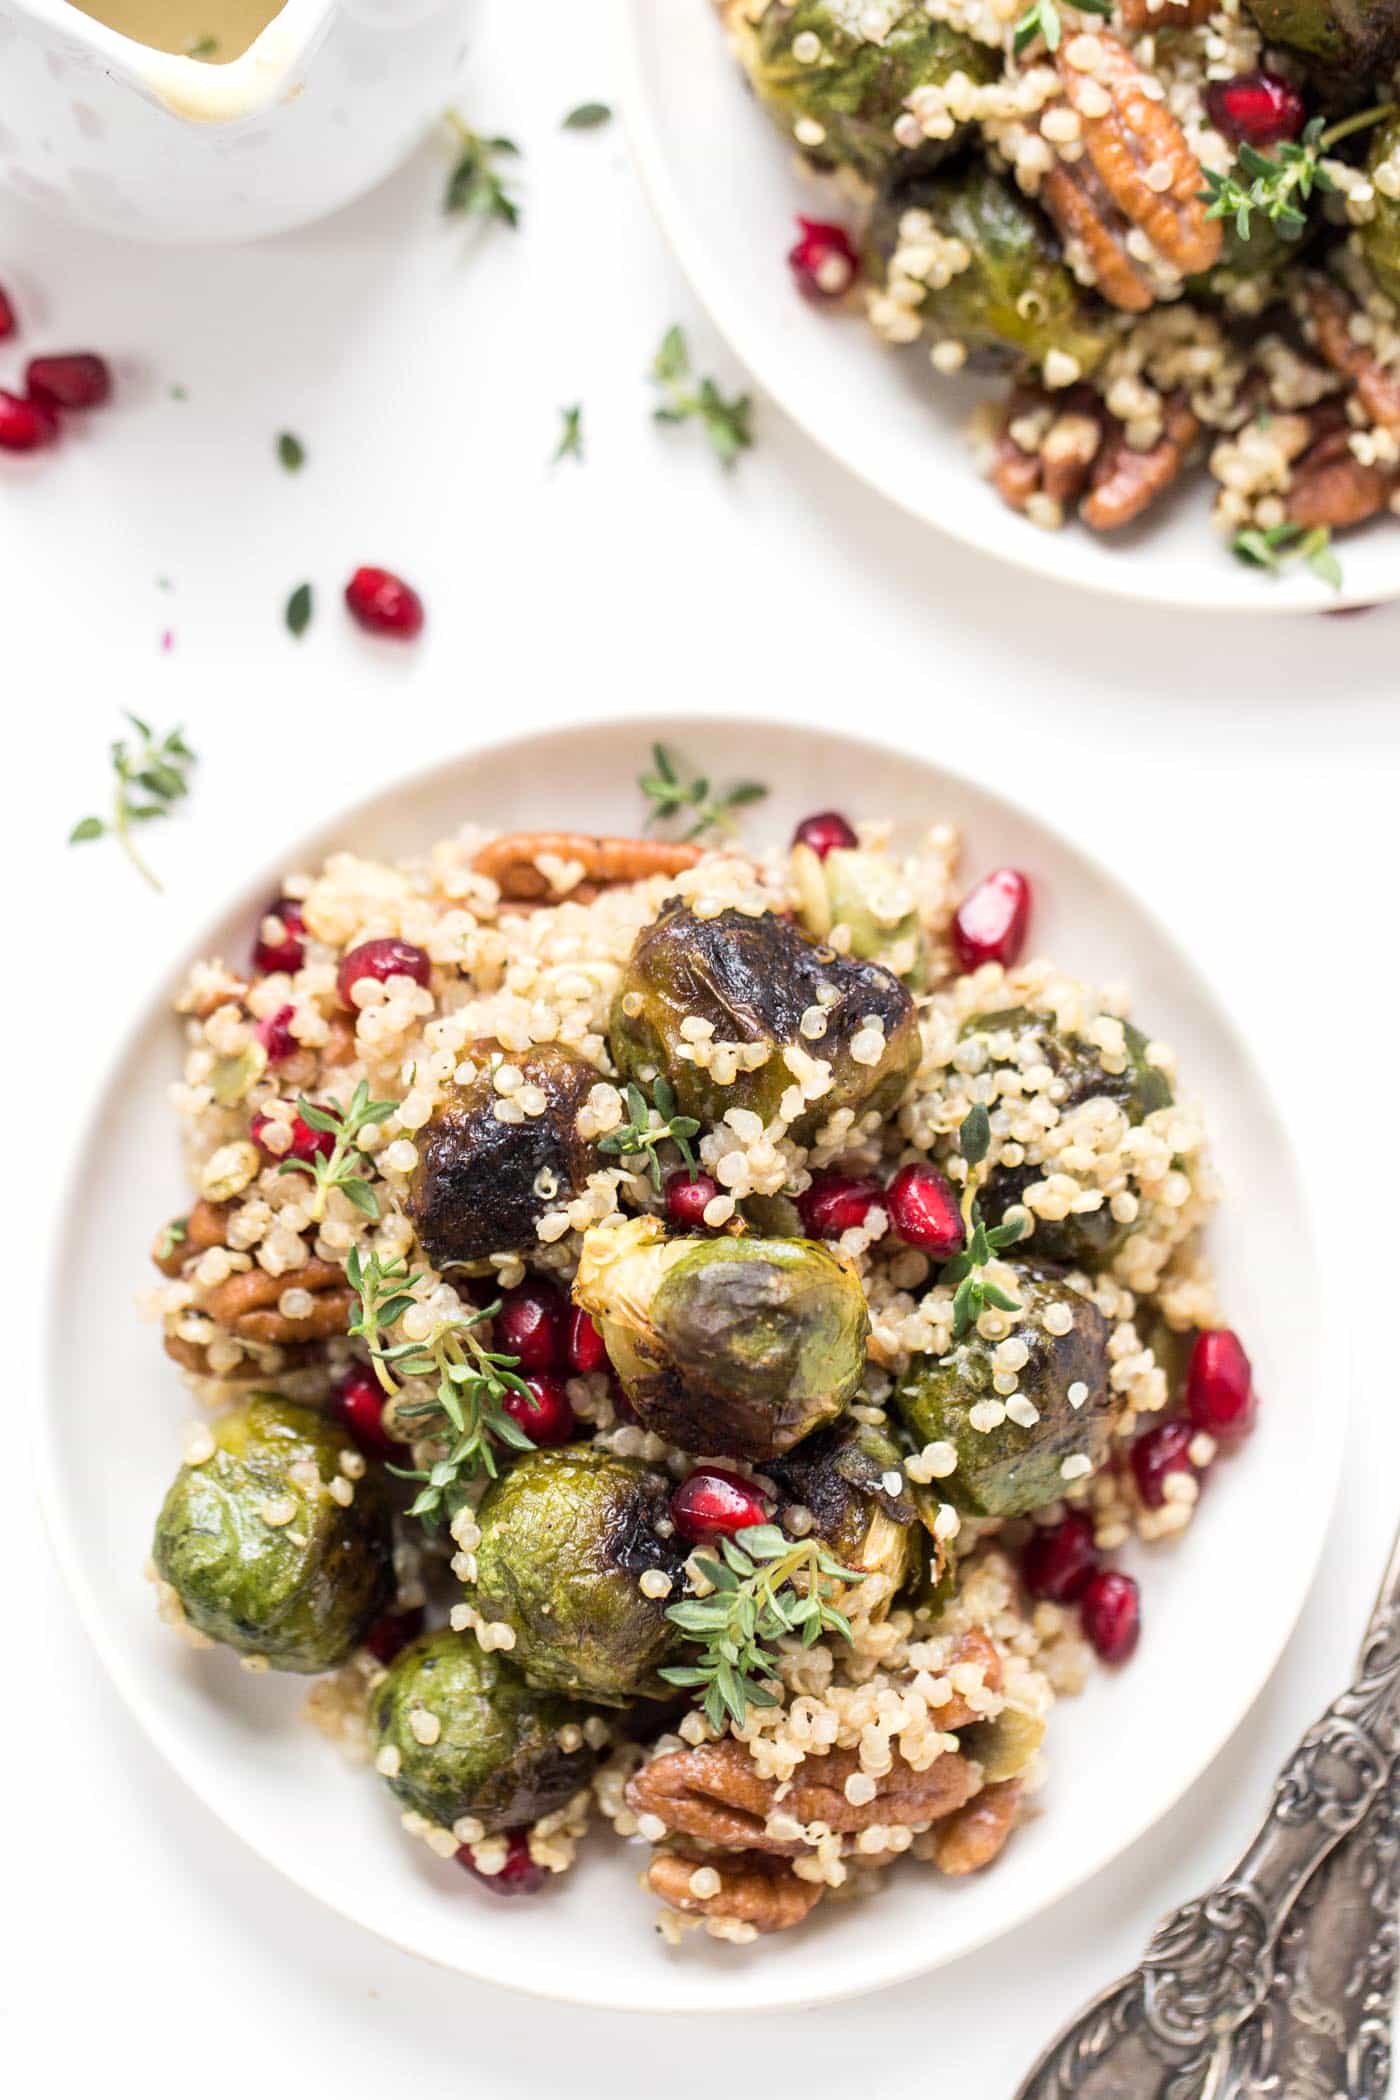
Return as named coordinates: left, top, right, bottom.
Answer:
left=1080, top=1569, right=1141, bottom=1665
left=885, top=1162, right=966, bottom=1258
left=1131, top=1418, right=1202, bottom=1508
left=363, top=1605, right=426, bottom=1666
left=337, top=936, right=431, bottom=1006
left=254, top=1003, right=298, bottom=1064
left=330, top=1366, right=395, bottom=1461
left=798, top=1171, right=884, bottom=1239
left=1206, top=70, right=1306, bottom=148
left=0, top=285, right=15, bottom=338
left=495, top=1279, right=567, bottom=1375
left=665, top=1168, right=721, bottom=1230
left=1022, top=1512, right=1100, bottom=1603
left=788, top=217, right=860, bottom=303
left=457, top=1828, right=545, bottom=1895
left=252, top=897, right=306, bottom=976
left=567, top=1306, right=606, bottom=1376
left=791, top=810, right=858, bottom=859
left=1186, top=1329, right=1256, bottom=1446
left=250, top=1108, right=334, bottom=1164
left=500, top=1373, right=576, bottom=1448
left=0, top=389, right=57, bottom=451
left=345, top=565, right=424, bottom=639
left=26, top=352, right=111, bottom=410
left=671, top=1466, right=771, bottom=1543
left=952, top=868, right=1032, bottom=972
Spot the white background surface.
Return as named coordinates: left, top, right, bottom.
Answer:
left=3, top=1, right=1397, bottom=2091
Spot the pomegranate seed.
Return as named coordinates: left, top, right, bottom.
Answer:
left=337, top=936, right=431, bottom=1006
left=250, top=1109, right=334, bottom=1164
left=0, top=285, right=15, bottom=338
left=500, top=1373, right=575, bottom=1448
left=330, top=1367, right=395, bottom=1461
left=1206, top=71, right=1306, bottom=148
left=791, top=810, right=858, bottom=859
left=1186, top=1329, right=1256, bottom=1446
left=798, top=1171, right=884, bottom=1239
left=254, top=1003, right=298, bottom=1064
left=0, top=389, right=57, bottom=451
left=457, top=1828, right=545, bottom=1895
left=26, top=352, right=111, bottom=410
left=885, top=1162, right=966, bottom=1258
left=952, top=868, right=1032, bottom=972
left=1022, top=1512, right=1099, bottom=1603
left=1131, top=1418, right=1201, bottom=1508
left=665, top=1169, right=720, bottom=1230
left=495, top=1279, right=566, bottom=1375
left=363, top=1605, right=425, bottom=1666
left=345, top=565, right=424, bottom=639
left=1080, top=1569, right=1141, bottom=1665
left=252, top=897, right=306, bottom=976
left=788, top=217, right=859, bottom=303
left=671, top=1466, right=771, bottom=1543
left=567, top=1306, right=606, bottom=1376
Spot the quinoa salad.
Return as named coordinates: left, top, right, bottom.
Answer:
left=720, top=0, right=1400, bottom=584
left=143, top=776, right=1258, bottom=1944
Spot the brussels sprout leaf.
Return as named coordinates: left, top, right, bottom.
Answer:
left=661, top=1525, right=858, bottom=1730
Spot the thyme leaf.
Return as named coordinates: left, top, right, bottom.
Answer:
left=649, top=326, right=753, bottom=470
left=277, top=431, right=306, bottom=472
left=939, top=1103, right=1029, bottom=1341
left=553, top=403, right=585, bottom=464
left=563, top=101, right=612, bottom=130
left=596, top=1077, right=701, bottom=1193
left=444, top=113, right=522, bottom=228
left=1231, top=520, right=1342, bottom=588
left=639, top=741, right=769, bottom=841
left=285, top=582, right=313, bottom=638
left=1012, top=0, right=1110, bottom=57
left=661, top=1525, right=858, bottom=1729
left=276, top=1079, right=396, bottom=1221
left=68, top=713, right=196, bottom=890
left=1200, top=103, right=1394, bottom=242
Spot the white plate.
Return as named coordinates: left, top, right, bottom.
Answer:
left=614, top=0, right=1396, bottom=615
left=38, top=716, right=1338, bottom=2012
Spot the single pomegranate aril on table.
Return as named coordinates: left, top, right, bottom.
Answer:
left=363, top=1605, right=425, bottom=1666
left=1081, top=1569, right=1141, bottom=1665
left=791, top=810, right=858, bottom=859
left=0, top=389, right=57, bottom=451
left=495, top=1279, right=566, bottom=1375
left=952, top=868, right=1032, bottom=972
left=671, top=1466, right=771, bottom=1543
left=1022, top=1511, right=1099, bottom=1603
left=26, top=352, right=112, bottom=410
left=254, top=1003, right=298, bottom=1064
left=0, top=285, right=15, bottom=338
left=330, top=1367, right=395, bottom=1461
left=1206, top=71, right=1306, bottom=148
left=457, top=1828, right=545, bottom=1895
left=1131, top=1418, right=1201, bottom=1508
left=1186, top=1328, right=1256, bottom=1445
left=252, top=897, right=306, bottom=975
left=665, top=1168, right=721, bottom=1230
left=885, top=1162, right=966, bottom=1258
left=788, top=217, right=860, bottom=303
left=345, top=565, right=425, bottom=638
left=566, top=1305, right=606, bottom=1377
left=500, top=1373, right=576, bottom=1448
left=798, top=1171, right=884, bottom=1239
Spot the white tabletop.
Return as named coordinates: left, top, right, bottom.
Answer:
left=7, top=2, right=1398, bottom=2091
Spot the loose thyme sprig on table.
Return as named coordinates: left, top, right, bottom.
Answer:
left=1231, top=519, right=1342, bottom=588
left=660, top=1524, right=859, bottom=1729
left=939, top=1103, right=1029, bottom=1340
left=650, top=326, right=753, bottom=470
left=443, top=112, right=522, bottom=227
left=69, top=714, right=196, bottom=891
left=553, top=403, right=584, bottom=464
left=639, top=741, right=769, bottom=840
left=1012, top=0, right=1110, bottom=58
left=279, top=1081, right=396, bottom=1221
left=347, top=1248, right=536, bottom=1528
left=597, top=1077, right=701, bottom=1193
left=1200, top=103, right=1395, bottom=241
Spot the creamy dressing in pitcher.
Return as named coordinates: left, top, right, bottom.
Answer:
left=65, top=0, right=282, bottom=61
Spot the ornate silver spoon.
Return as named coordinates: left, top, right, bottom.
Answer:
left=1012, top=1520, right=1400, bottom=2100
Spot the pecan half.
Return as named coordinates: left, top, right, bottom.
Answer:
left=151, top=1199, right=233, bottom=1278
left=1287, top=415, right=1398, bottom=529
left=1117, top=0, right=1213, bottom=29
left=932, top=1780, right=1025, bottom=1875
left=1302, top=278, right=1400, bottom=433
left=473, top=832, right=703, bottom=903
left=647, top=1847, right=823, bottom=1932
left=163, top=1333, right=318, bottom=1380
left=992, top=382, right=1198, bottom=530
left=1040, top=33, right=1221, bottom=312
left=1081, top=390, right=1201, bottom=529
left=196, top=1259, right=354, bottom=1342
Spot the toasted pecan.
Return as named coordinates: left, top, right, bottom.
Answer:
left=647, top=1848, right=824, bottom=1932
left=1117, top=0, right=1213, bottom=29
left=197, top=1260, right=354, bottom=1343
left=1081, top=390, right=1201, bottom=529
left=1287, top=423, right=1398, bottom=529
left=473, top=832, right=703, bottom=902
left=151, top=1199, right=233, bottom=1277
left=162, top=1334, right=317, bottom=1380
left=932, top=1781, right=1025, bottom=1876
left=1303, top=279, right=1400, bottom=433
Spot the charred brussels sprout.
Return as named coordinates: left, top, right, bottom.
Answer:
left=609, top=900, right=918, bottom=1141
left=368, top=1629, right=597, bottom=1833
left=1362, top=116, right=1400, bottom=304
left=574, top=1217, right=869, bottom=1460
left=727, top=0, right=999, bottom=185
left=405, top=1043, right=599, bottom=1268
left=1240, top=0, right=1400, bottom=98
left=470, top=1446, right=684, bottom=1702
left=766, top=1415, right=916, bottom=1598
left=791, top=843, right=926, bottom=982
left=152, top=1395, right=393, bottom=1671
left=894, top=1264, right=1111, bottom=1518
left=868, top=161, right=1111, bottom=375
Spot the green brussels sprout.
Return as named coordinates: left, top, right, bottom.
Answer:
left=960, top=1005, right=1172, bottom=1269
left=470, top=1446, right=684, bottom=1703
left=1241, top=0, right=1399, bottom=99
left=727, top=0, right=999, bottom=186
left=574, top=1216, right=870, bottom=1460
left=1361, top=115, right=1400, bottom=305
left=1187, top=215, right=1297, bottom=311
left=609, top=900, right=918, bottom=1141
left=765, top=1414, right=916, bottom=1598
left=405, top=1043, right=599, bottom=1268
left=368, top=1629, right=597, bottom=1833
left=791, top=843, right=926, bottom=983
left=958, top=1705, right=1046, bottom=1781
left=894, top=1263, right=1111, bottom=1517
left=868, top=160, right=1111, bottom=376
left=152, top=1395, right=393, bottom=1671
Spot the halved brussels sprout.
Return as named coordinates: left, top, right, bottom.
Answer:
left=152, top=1394, right=393, bottom=1672
left=1362, top=116, right=1400, bottom=305
left=609, top=900, right=918, bottom=1141
left=791, top=844, right=926, bottom=982
left=574, top=1216, right=869, bottom=1460
left=1241, top=0, right=1400, bottom=99
left=868, top=160, right=1111, bottom=376
left=765, top=1414, right=916, bottom=1597
left=958, top=1705, right=1046, bottom=1782
left=894, top=1263, right=1111, bottom=1517
left=405, top=1043, right=599, bottom=1267
left=368, top=1629, right=598, bottom=1833
left=727, top=0, right=999, bottom=185
left=470, top=1446, right=684, bottom=1703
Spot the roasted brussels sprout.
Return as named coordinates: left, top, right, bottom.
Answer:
left=470, top=1446, right=684, bottom=1703
left=959, top=1704, right=1046, bottom=1781
left=1241, top=0, right=1400, bottom=99
left=791, top=843, right=926, bottom=982
left=894, top=1263, right=1111, bottom=1517
left=405, top=1043, right=599, bottom=1267
left=1362, top=115, right=1400, bottom=305
left=960, top=1005, right=1172, bottom=1268
left=152, top=1395, right=393, bottom=1671
left=609, top=900, right=918, bottom=1141
left=1187, top=216, right=1295, bottom=311
left=368, top=1629, right=597, bottom=1833
left=727, top=0, right=999, bottom=185
left=766, top=1414, right=916, bottom=1597
left=868, top=161, right=1111, bottom=376
left=574, top=1216, right=869, bottom=1460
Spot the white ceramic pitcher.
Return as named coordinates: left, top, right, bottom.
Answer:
left=0, top=0, right=470, bottom=242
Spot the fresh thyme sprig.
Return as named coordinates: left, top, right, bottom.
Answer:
left=69, top=714, right=196, bottom=890
left=639, top=741, right=769, bottom=840
left=278, top=1080, right=396, bottom=1221
left=1200, top=103, right=1395, bottom=242
left=597, top=1077, right=701, bottom=1192
left=1231, top=519, right=1342, bottom=588
left=347, top=1248, right=536, bottom=1527
left=650, top=326, right=754, bottom=470
left=554, top=403, right=585, bottom=463
left=939, top=1103, right=1029, bottom=1340
left=660, top=1524, right=859, bottom=1729
left=1011, top=0, right=1110, bottom=56
left=444, top=113, right=522, bottom=227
